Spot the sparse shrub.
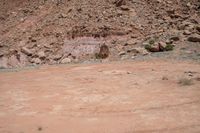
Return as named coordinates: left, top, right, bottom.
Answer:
left=149, top=39, right=155, bottom=45
left=0, top=66, right=5, bottom=69
left=178, top=78, right=193, bottom=86
left=164, top=44, right=174, bottom=51
left=95, top=53, right=101, bottom=59
left=144, top=44, right=152, bottom=51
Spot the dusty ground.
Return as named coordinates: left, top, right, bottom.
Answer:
left=0, top=59, right=200, bottom=133
left=0, top=0, right=200, bottom=68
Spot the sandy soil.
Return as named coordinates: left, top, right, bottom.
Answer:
left=0, top=59, right=200, bottom=133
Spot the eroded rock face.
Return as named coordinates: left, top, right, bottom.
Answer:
left=63, top=37, right=102, bottom=59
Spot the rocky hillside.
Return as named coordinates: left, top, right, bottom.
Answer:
left=0, top=0, right=200, bottom=68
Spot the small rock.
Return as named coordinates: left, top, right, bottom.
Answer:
left=31, top=58, right=41, bottom=64
left=166, top=9, right=175, bottom=16
left=21, top=47, right=33, bottom=56
left=61, top=58, right=71, bottom=64
left=142, top=42, right=149, bottom=46
left=128, top=47, right=149, bottom=55
left=188, top=34, right=200, bottom=42
left=188, top=73, right=193, bottom=77
left=37, top=51, right=46, bottom=59
left=120, top=5, right=129, bottom=11
left=165, top=39, right=173, bottom=44
left=119, top=51, right=126, bottom=56
left=125, top=40, right=137, bottom=46
left=178, top=21, right=193, bottom=30
left=131, top=55, right=136, bottom=59
left=170, top=36, right=180, bottom=41
left=183, top=30, right=192, bottom=35
left=158, top=42, right=167, bottom=51
left=52, top=54, right=63, bottom=61
left=59, top=13, right=68, bottom=18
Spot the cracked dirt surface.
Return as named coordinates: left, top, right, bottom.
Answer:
left=0, top=59, right=200, bottom=133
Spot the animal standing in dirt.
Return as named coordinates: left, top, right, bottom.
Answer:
left=98, top=44, right=110, bottom=59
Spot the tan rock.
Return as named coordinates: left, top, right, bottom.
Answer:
left=21, top=47, right=33, bottom=56
left=61, top=58, right=71, bottom=64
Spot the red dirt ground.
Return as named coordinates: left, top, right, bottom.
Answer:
left=0, top=59, right=200, bottom=133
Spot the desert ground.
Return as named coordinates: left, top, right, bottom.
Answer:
left=1, top=59, right=200, bottom=133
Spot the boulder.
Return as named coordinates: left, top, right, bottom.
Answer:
left=188, top=34, right=200, bottom=42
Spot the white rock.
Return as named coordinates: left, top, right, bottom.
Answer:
left=61, top=58, right=71, bottom=64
